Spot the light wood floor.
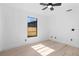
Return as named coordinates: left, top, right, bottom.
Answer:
left=0, top=40, right=79, bottom=56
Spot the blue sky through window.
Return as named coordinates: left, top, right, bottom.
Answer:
left=27, top=16, right=36, bottom=23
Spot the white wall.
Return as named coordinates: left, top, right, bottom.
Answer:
left=0, top=5, right=2, bottom=51
left=49, top=3, right=79, bottom=48
left=1, top=5, right=49, bottom=51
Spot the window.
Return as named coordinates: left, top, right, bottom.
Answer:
left=27, top=16, right=37, bottom=37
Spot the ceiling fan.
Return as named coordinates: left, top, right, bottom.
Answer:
left=40, top=3, right=62, bottom=11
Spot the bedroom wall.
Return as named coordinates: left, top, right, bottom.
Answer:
left=1, top=5, right=49, bottom=51
left=0, top=5, right=2, bottom=51
left=49, top=3, right=79, bottom=48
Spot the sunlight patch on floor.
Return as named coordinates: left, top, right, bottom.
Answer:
left=31, top=44, right=55, bottom=56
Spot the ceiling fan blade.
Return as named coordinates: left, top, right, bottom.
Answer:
left=40, top=3, right=48, bottom=6
left=53, top=3, right=62, bottom=6
left=42, top=7, right=48, bottom=10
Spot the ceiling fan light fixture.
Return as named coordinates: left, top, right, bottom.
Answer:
left=50, top=7, right=54, bottom=11
left=48, top=5, right=52, bottom=8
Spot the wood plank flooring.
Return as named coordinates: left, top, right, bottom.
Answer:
left=0, top=40, right=79, bottom=56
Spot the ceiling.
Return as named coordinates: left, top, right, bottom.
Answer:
left=1, top=3, right=79, bottom=15
left=2, top=3, right=51, bottom=15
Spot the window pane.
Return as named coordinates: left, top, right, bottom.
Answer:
left=27, top=16, right=37, bottom=37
